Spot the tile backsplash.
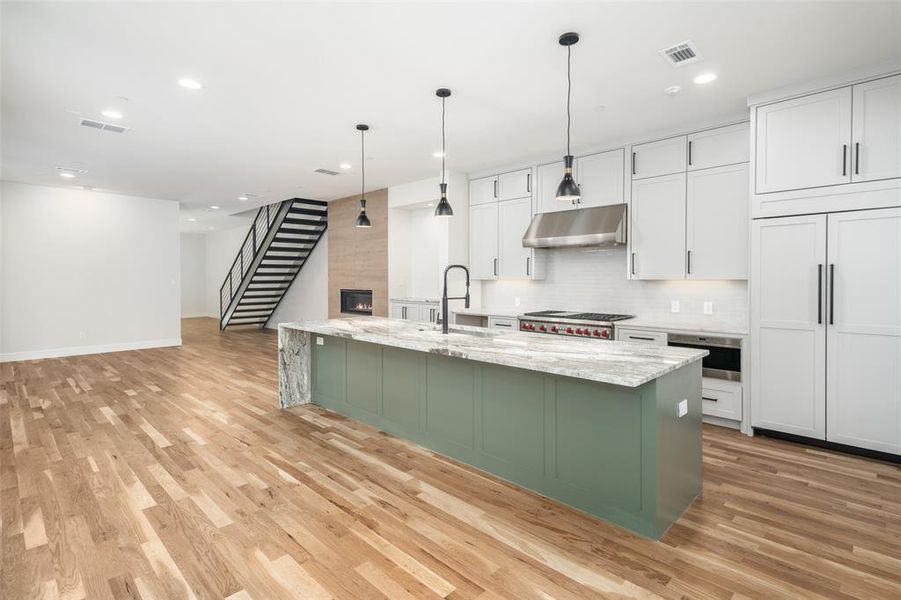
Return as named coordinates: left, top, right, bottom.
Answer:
left=480, top=247, right=748, bottom=328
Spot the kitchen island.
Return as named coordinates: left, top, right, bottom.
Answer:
left=279, top=317, right=707, bottom=539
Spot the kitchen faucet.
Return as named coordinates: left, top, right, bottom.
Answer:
left=440, top=264, right=470, bottom=334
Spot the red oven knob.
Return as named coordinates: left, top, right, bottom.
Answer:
left=575, top=328, right=583, bottom=335
left=592, top=330, right=600, bottom=337
left=565, top=327, right=573, bottom=334
left=583, top=329, right=591, bottom=336
left=538, top=325, right=546, bottom=332
left=550, top=326, right=558, bottom=332
left=601, top=329, right=610, bottom=338
left=521, top=322, right=528, bottom=330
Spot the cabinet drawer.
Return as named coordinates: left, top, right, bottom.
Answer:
left=616, top=327, right=667, bottom=345
left=701, top=379, right=742, bottom=421
left=488, top=316, right=518, bottom=330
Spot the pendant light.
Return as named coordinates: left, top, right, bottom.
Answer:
left=555, top=32, right=581, bottom=203
left=354, top=123, right=372, bottom=227
left=434, top=88, right=454, bottom=217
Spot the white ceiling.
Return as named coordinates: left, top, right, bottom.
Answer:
left=2, top=1, right=900, bottom=232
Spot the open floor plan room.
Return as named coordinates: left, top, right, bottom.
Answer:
left=2, top=318, right=900, bottom=599
left=2, top=1, right=901, bottom=598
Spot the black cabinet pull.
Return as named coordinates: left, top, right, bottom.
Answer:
left=526, top=172, right=531, bottom=193
left=688, top=141, right=693, bottom=166
left=631, top=252, right=636, bottom=276
left=829, top=263, right=835, bottom=324
left=631, top=152, right=637, bottom=175
left=817, top=264, right=823, bottom=324
left=687, top=250, right=692, bottom=274
left=526, top=256, right=531, bottom=276
left=702, top=396, right=718, bottom=402
left=493, top=179, right=498, bottom=198
left=629, top=335, right=656, bottom=341
left=493, top=257, right=498, bottom=277
left=855, top=142, right=860, bottom=175
left=842, top=144, right=847, bottom=176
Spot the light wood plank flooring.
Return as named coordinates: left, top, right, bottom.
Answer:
left=2, top=317, right=900, bottom=599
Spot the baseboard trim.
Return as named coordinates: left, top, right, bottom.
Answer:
left=182, top=313, right=218, bottom=319
left=754, top=428, right=901, bottom=464
left=0, top=338, right=182, bottom=363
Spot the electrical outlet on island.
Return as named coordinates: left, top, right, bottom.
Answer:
left=703, top=301, right=714, bottom=315
left=514, top=297, right=521, bottom=307
left=671, top=300, right=680, bottom=313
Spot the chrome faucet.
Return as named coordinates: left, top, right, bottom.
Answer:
left=440, top=264, right=470, bottom=334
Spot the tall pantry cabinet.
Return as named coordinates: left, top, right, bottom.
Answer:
left=750, top=70, right=901, bottom=455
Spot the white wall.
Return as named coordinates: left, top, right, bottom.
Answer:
left=267, top=230, right=329, bottom=327
left=180, top=233, right=207, bottom=317
left=481, top=247, right=748, bottom=329
left=205, top=223, right=251, bottom=317
left=0, top=181, right=181, bottom=361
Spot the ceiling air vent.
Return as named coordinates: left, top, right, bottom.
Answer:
left=80, top=118, right=129, bottom=133
left=314, top=168, right=340, bottom=176
left=658, top=40, right=700, bottom=67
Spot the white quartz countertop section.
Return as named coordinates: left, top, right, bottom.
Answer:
left=281, top=317, right=707, bottom=388
left=453, top=307, right=522, bottom=318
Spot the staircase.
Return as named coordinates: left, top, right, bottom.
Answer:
left=219, top=198, right=328, bottom=329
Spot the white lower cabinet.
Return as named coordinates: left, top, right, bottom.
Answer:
left=630, top=173, right=686, bottom=279
left=390, top=301, right=439, bottom=323
left=751, top=207, right=901, bottom=454
left=701, top=379, right=743, bottom=421
left=615, top=327, right=667, bottom=345
left=687, top=163, right=749, bottom=279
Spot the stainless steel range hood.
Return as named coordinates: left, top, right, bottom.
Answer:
left=522, top=204, right=627, bottom=249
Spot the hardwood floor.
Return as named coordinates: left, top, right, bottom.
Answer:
left=2, top=318, right=900, bottom=599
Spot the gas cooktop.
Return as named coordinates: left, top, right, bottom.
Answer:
left=518, top=310, right=634, bottom=339
left=522, top=310, right=634, bottom=322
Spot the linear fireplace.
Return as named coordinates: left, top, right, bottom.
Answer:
left=340, top=289, right=373, bottom=315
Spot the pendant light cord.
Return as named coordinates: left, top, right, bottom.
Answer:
left=566, top=44, right=572, bottom=156
left=441, top=96, right=447, bottom=186
left=360, top=128, right=365, bottom=206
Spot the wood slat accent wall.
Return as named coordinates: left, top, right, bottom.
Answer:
left=327, top=189, right=389, bottom=318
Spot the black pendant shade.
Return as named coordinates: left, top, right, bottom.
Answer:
left=556, top=32, right=582, bottom=202
left=556, top=155, right=580, bottom=202
left=434, top=182, right=453, bottom=217
left=434, top=88, right=454, bottom=218
left=354, top=123, right=372, bottom=228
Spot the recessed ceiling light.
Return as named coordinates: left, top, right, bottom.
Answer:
left=59, top=172, right=76, bottom=179
left=432, top=151, right=445, bottom=158
left=664, top=85, right=681, bottom=96
left=209, top=205, right=220, bottom=210
left=339, top=163, right=352, bottom=170
left=101, top=109, right=123, bottom=119
left=693, top=73, right=717, bottom=85
left=208, top=226, right=215, bottom=230
left=188, top=218, right=197, bottom=222
left=426, top=203, right=434, bottom=207
left=238, top=195, right=249, bottom=201
left=178, top=78, right=203, bottom=90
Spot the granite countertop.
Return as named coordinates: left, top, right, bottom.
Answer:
left=280, top=317, right=707, bottom=388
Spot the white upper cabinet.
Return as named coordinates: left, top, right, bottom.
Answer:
left=498, top=168, right=533, bottom=201
left=852, top=74, right=901, bottom=183
left=630, top=173, right=687, bottom=279
left=686, top=163, right=749, bottom=280
left=537, top=160, right=572, bottom=213
left=631, top=136, right=686, bottom=180
left=575, top=148, right=625, bottom=207
left=687, top=123, right=749, bottom=171
left=498, top=197, right=534, bottom=279
left=469, top=202, right=498, bottom=280
left=469, top=176, right=498, bottom=206
left=755, top=87, right=853, bottom=194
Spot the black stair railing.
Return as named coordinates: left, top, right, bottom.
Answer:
left=219, top=201, right=284, bottom=326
